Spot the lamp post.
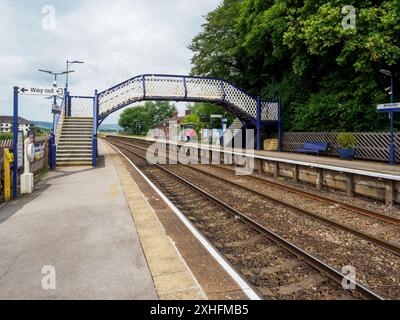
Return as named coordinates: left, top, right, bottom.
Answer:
left=66, top=60, right=84, bottom=89
left=38, top=69, right=74, bottom=119
left=379, top=69, right=395, bottom=165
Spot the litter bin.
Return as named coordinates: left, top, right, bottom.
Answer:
left=264, top=139, right=279, bottom=151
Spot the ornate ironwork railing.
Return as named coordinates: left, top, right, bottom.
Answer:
left=97, top=74, right=279, bottom=124
left=69, top=96, right=94, bottom=118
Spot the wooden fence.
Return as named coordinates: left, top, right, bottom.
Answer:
left=0, top=136, right=50, bottom=202
left=282, top=132, right=400, bottom=163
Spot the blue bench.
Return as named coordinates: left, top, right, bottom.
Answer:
left=296, top=142, right=328, bottom=156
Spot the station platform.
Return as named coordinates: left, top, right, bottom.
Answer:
left=253, top=150, right=400, bottom=178
left=107, top=135, right=399, bottom=206
left=0, top=140, right=246, bottom=300
left=111, top=135, right=400, bottom=179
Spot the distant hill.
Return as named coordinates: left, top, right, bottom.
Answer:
left=99, top=124, right=122, bottom=132
left=33, top=121, right=121, bottom=132
left=33, top=121, right=53, bottom=130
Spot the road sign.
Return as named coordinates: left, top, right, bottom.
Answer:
left=52, top=103, right=62, bottom=114
left=18, top=86, right=64, bottom=97
left=377, top=103, right=400, bottom=113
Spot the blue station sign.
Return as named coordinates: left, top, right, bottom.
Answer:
left=377, top=102, right=400, bottom=113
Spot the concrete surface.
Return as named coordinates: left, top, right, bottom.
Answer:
left=106, top=142, right=207, bottom=300
left=0, top=142, right=157, bottom=300
left=106, top=140, right=248, bottom=300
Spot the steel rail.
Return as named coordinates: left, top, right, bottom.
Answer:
left=108, top=139, right=385, bottom=301
left=108, top=137, right=400, bottom=226
left=213, top=164, right=400, bottom=226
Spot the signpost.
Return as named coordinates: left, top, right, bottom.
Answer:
left=18, top=86, right=64, bottom=97
left=12, top=84, right=66, bottom=198
left=377, top=103, right=400, bottom=113
left=377, top=102, right=399, bottom=165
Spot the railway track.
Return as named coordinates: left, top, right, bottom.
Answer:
left=212, top=164, right=400, bottom=225
left=109, top=136, right=399, bottom=223
left=106, top=138, right=385, bottom=300
left=181, top=165, right=400, bottom=256
left=107, top=137, right=400, bottom=256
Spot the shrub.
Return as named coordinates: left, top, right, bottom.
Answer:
left=338, top=132, right=356, bottom=149
left=0, top=133, right=13, bottom=141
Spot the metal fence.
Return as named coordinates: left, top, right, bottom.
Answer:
left=282, top=132, right=400, bottom=163
left=0, top=137, right=50, bottom=202
left=70, top=96, right=94, bottom=117
left=0, top=148, right=3, bottom=202
left=0, top=140, right=12, bottom=149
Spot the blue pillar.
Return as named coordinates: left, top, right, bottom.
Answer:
left=50, top=133, right=56, bottom=170
left=278, top=96, right=283, bottom=152
left=49, top=107, right=57, bottom=170
left=390, top=111, right=395, bottom=165
left=12, top=87, right=19, bottom=199
left=68, top=93, right=72, bottom=117
left=389, top=76, right=396, bottom=165
left=256, top=96, right=262, bottom=151
left=64, top=89, right=68, bottom=116
left=92, top=90, right=98, bottom=167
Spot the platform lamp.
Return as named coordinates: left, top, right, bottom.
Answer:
left=66, top=60, right=84, bottom=89
left=379, top=69, right=395, bottom=165
left=38, top=69, right=74, bottom=118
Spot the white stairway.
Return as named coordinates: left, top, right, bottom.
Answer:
left=57, top=117, right=93, bottom=167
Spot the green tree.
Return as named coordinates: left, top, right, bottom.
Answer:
left=189, top=0, right=242, bottom=82
left=0, top=133, right=13, bottom=140
left=190, top=0, right=400, bottom=132
left=32, top=125, right=50, bottom=137
left=118, top=101, right=176, bottom=135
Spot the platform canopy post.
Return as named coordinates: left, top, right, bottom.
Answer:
left=12, top=87, right=19, bottom=199
left=256, top=96, right=262, bottom=151
left=278, top=96, right=283, bottom=152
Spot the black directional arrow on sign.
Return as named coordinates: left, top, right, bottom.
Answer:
left=20, top=88, right=29, bottom=93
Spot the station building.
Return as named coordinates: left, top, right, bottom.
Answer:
left=0, top=115, right=33, bottom=135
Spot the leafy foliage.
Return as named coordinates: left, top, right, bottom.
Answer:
left=32, top=125, right=50, bottom=137
left=0, top=133, right=13, bottom=141
left=338, top=132, right=357, bottom=149
left=118, top=101, right=176, bottom=135
left=189, top=0, right=400, bottom=132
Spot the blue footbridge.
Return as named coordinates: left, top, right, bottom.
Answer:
left=60, top=74, right=282, bottom=168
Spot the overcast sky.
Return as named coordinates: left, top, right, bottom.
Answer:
left=0, top=0, right=220, bottom=124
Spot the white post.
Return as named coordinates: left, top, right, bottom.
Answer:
left=21, top=137, right=35, bottom=194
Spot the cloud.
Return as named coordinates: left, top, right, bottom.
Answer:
left=0, top=0, right=220, bottom=123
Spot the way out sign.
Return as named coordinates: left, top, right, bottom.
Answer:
left=377, top=103, right=400, bottom=113
left=18, top=86, right=64, bottom=97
